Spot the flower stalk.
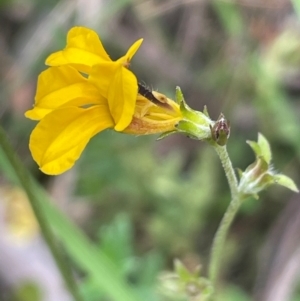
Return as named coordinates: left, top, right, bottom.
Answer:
left=208, top=144, right=241, bottom=287
left=0, top=126, right=83, bottom=301
left=214, top=145, right=238, bottom=197
left=207, top=133, right=298, bottom=295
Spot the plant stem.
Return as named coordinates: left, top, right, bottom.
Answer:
left=214, top=145, right=238, bottom=197
left=208, top=145, right=241, bottom=286
left=0, top=126, right=84, bottom=301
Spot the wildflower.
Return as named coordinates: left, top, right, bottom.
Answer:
left=26, top=72, right=182, bottom=175
left=25, top=26, right=225, bottom=175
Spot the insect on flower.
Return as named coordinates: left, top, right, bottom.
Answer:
left=138, top=83, right=175, bottom=111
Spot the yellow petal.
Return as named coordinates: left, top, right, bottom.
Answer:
left=89, top=63, right=137, bottom=130
left=88, top=62, right=119, bottom=98
left=108, top=67, right=138, bottom=131
left=46, top=27, right=111, bottom=73
left=45, top=51, right=68, bottom=66
left=66, top=27, right=110, bottom=60
left=25, top=107, right=52, bottom=120
left=123, top=116, right=180, bottom=135
left=46, top=51, right=93, bottom=74
left=29, top=105, right=114, bottom=175
left=25, top=66, right=104, bottom=120
left=125, top=38, right=143, bottom=61
left=117, top=39, right=143, bottom=67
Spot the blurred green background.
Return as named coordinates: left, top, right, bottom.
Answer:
left=0, top=0, right=300, bottom=300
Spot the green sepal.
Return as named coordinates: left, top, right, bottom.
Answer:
left=174, top=259, right=195, bottom=282
left=275, top=174, right=299, bottom=192
left=157, top=130, right=177, bottom=140
left=214, top=127, right=228, bottom=146
left=175, top=86, right=184, bottom=104
left=237, top=168, right=243, bottom=179
left=162, top=259, right=214, bottom=301
left=258, top=133, right=272, bottom=164
left=174, top=86, right=213, bottom=141
left=203, top=105, right=210, bottom=118
left=176, top=120, right=211, bottom=140
left=179, top=97, right=211, bottom=125
left=247, top=133, right=271, bottom=164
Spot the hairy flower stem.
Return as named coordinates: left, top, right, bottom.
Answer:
left=208, top=145, right=241, bottom=287
left=0, top=126, right=84, bottom=301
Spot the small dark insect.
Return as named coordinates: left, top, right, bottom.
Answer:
left=138, top=83, right=161, bottom=105
left=138, top=83, right=172, bottom=110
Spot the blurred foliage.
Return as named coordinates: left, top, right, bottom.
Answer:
left=12, top=282, right=42, bottom=301
left=77, top=133, right=219, bottom=255
left=81, top=213, right=163, bottom=301
left=0, top=0, right=300, bottom=301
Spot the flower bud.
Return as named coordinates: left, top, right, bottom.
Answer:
left=238, top=133, right=298, bottom=198
left=158, top=259, right=213, bottom=301
left=210, top=114, right=230, bottom=146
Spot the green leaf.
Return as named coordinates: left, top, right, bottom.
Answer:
left=275, top=174, right=299, bottom=192
left=99, top=213, right=134, bottom=267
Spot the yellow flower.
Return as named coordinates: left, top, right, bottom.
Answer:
left=25, top=27, right=182, bottom=175
left=25, top=73, right=181, bottom=175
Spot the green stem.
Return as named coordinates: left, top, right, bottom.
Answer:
left=0, top=126, right=84, bottom=301
left=208, top=145, right=241, bottom=286
left=214, top=145, right=238, bottom=197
